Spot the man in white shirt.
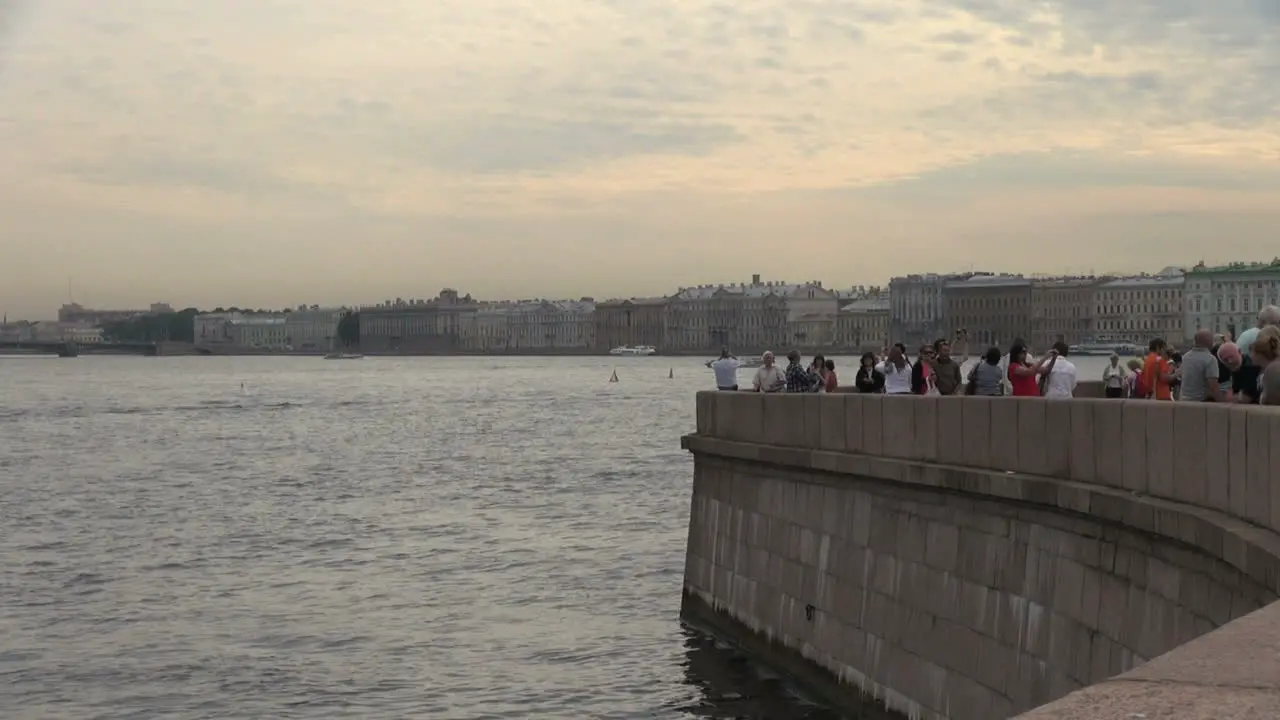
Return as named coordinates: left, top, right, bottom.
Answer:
left=710, top=348, right=741, bottom=391
left=1041, top=342, right=1078, bottom=398
left=752, top=351, right=785, bottom=392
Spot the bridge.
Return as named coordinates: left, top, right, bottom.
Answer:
left=0, top=340, right=158, bottom=357
left=681, top=392, right=1280, bottom=719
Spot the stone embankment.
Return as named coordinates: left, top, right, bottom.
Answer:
left=680, top=392, right=1280, bottom=719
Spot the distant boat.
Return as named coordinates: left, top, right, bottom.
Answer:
left=706, top=355, right=764, bottom=370
left=324, top=352, right=364, bottom=360
left=609, top=345, right=658, bottom=356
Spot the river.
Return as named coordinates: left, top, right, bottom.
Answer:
left=3, top=355, right=897, bottom=720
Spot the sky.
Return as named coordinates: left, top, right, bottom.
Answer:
left=1, top=0, right=1278, bottom=318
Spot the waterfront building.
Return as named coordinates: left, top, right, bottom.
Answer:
left=943, top=274, right=1032, bottom=348
left=889, top=273, right=979, bottom=347
left=283, top=306, right=345, bottom=351
left=194, top=312, right=288, bottom=348
left=1184, top=259, right=1280, bottom=339
left=58, top=302, right=171, bottom=325
left=835, top=295, right=890, bottom=351
left=663, top=276, right=834, bottom=353
left=1029, top=276, right=1108, bottom=349
left=1094, top=267, right=1185, bottom=345
left=358, top=289, right=477, bottom=353
left=593, top=297, right=666, bottom=352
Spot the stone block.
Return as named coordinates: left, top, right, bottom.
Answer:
left=764, top=394, right=810, bottom=448
left=817, top=394, right=847, bottom=453
left=1171, top=404, right=1208, bottom=506
left=1228, top=405, right=1251, bottom=521
left=861, top=394, right=884, bottom=456
left=1144, top=402, right=1175, bottom=501
left=990, top=399, right=1020, bottom=472
left=1017, top=398, right=1048, bottom=475
left=881, top=395, right=914, bottom=459
left=1045, top=399, right=1072, bottom=478
left=1245, top=408, right=1273, bottom=529
left=843, top=394, right=864, bottom=453
left=962, top=396, right=994, bottom=469
left=718, top=391, right=764, bottom=444
left=1089, top=401, right=1123, bottom=488
left=696, top=391, right=715, bottom=435
left=1273, top=413, right=1280, bottom=535
left=937, top=398, right=965, bottom=464
left=1120, top=402, right=1148, bottom=494
left=913, top=396, right=939, bottom=462
left=1202, top=403, right=1232, bottom=515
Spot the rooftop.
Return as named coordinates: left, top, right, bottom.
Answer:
left=1189, top=259, right=1280, bottom=275
left=944, top=274, right=1031, bottom=289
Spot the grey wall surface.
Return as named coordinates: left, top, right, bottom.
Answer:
left=682, top=392, right=1280, bottom=719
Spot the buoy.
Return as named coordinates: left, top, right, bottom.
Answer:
left=668, top=367, right=674, bottom=379
left=609, top=369, right=619, bottom=383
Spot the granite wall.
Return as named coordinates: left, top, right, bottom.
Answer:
left=682, top=393, right=1280, bottom=719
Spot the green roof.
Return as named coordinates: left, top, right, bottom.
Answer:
left=1189, top=259, right=1280, bottom=274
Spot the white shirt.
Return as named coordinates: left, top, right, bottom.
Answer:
left=711, top=357, right=741, bottom=388
left=1042, top=358, right=1078, bottom=398
left=877, top=361, right=913, bottom=394
left=753, top=365, right=784, bottom=392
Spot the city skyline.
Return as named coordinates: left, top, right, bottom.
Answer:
left=3, top=1, right=1279, bottom=318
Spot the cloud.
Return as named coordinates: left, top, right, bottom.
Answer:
left=0, top=0, right=1279, bottom=316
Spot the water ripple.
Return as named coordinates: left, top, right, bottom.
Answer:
left=2, top=356, right=887, bottom=719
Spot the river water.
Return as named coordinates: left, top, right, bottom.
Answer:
left=2, top=355, right=898, bottom=720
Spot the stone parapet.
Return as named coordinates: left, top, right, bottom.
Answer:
left=681, top=392, right=1280, bottom=719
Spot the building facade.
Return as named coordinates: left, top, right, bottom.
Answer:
left=1029, top=277, right=1107, bottom=349
left=663, top=277, right=831, bottom=353
left=58, top=302, right=172, bottom=325
left=194, top=312, right=289, bottom=348
left=835, top=295, right=890, bottom=351
left=593, top=297, right=666, bottom=352
left=284, top=306, right=345, bottom=351
left=1184, top=260, right=1280, bottom=339
left=358, top=289, right=476, bottom=353
left=1094, top=269, right=1185, bottom=345
left=889, top=274, right=978, bottom=347
left=943, top=275, right=1032, bottom=349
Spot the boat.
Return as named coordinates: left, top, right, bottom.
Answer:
left=324, top=352, right=364, bottom=360
left=706, top=355, right=764, bottom=370
left=608, top=345, right=658, bottom=356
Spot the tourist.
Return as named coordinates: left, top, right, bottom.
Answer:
left=854, top=352, right=884, bottom=393
left=1101, top=354, right=1127, bottom=398
left=1249, top=327, right=1280, bottom=401
left=1217, top=342, right=1259, bottom=404
left=752, top=351, right=785, bottom=393
left=1040, top=342, right=1078, bottom=398
left=810, top=354, right=827, bottom=393
left=1178, top=330, right=1222, bottom=402
left=877, top=345, right=913, bottom=395
left=1233, top=305, right=1280, bottom=356
left=1124, top=358, right=1143, bottom=397
left=823, top=359, right=838, bottom=393
left=926, top=338, right=965, bottom=396
left=1210, top=338, right=1236, bottom=400
left=1007, top=343, right=1050, bottom=397
left=710, top=348, right=740, bottom=391
left=966, top=347, right=1004, bottom=396
left=1262, top=362, right=1280, bottom=406
left=784, top=350, right=816, bottom=393
left=912, top=344, right=936, bottom=395
left=1139, top=339, right=1176, bottom=400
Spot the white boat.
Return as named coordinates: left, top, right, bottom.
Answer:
left=609, top=345, right=658, bottom=356
left=706, top=355, right=763, bottom=370
left=324, top=352, right=364, bottom=360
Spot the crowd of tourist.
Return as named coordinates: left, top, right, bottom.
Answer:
left=707, top=304, right=1280, bottom=404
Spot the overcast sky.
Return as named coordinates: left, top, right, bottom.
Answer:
left=2, top=0, right=1278, bottom=318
